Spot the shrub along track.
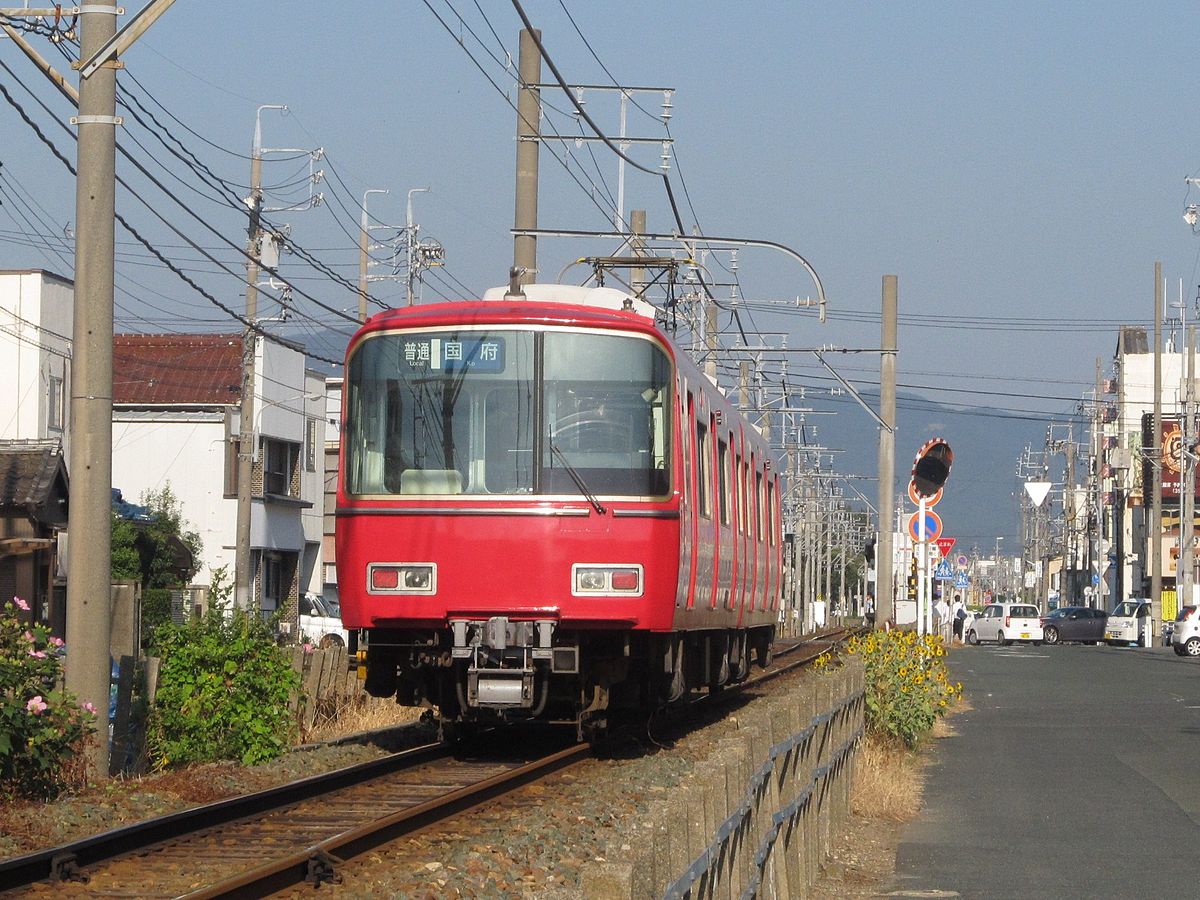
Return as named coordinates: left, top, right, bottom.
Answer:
left=0, top=625, right=860, bottom=898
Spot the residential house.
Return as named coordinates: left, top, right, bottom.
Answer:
left=0, top=270, right=74, bottom=630
left=111, top=333, right=326, bottom=630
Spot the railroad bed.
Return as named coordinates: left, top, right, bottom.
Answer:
left=0, top=625, right=862, bottom=898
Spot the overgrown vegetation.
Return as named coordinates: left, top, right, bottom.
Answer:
left=841, top=629, right=961, bottom=748
left=0, top=597, right=95, bottom=799
left=111, top=484, right=202, bottom=588
left=146, top=570, right=299, bottom=769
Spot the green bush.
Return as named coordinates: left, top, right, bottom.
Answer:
left=141, top=588, right=173, bottom=649
left=147, top=570, right=299, bottom=768
left=842, top=629, right=961, bottom=748
left=0, top=597, right=95, bottom=799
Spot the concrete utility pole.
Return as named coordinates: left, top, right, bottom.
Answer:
left=234, top=108, right=270, bottom=612
left=512, top=28, right=541, bottom=286
left=65, top=1, right=119, bottom=778
left=876, top=275, right=898, bottom=629
left=359, top=188, right=388, bottom=322
left=1182, top=326, right=1196, bottom=608
left=1093, top=357, right=1104, bottom=609
left=406, top=187, right=429, bottom=305
left=1153, top=262, right=1163, bottom=629
left=1064, top=427, right=1075, bottom=603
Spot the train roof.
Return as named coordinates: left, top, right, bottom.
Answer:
left=481, top=283, right=657, bottom=319
left=359, top=285, right=660, bottom=337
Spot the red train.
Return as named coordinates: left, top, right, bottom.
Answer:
left=336, top=284, right=782, bottom=737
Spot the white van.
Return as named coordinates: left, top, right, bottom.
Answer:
left=1106, top=599, right=1150, bottom=646
left=299, top=592, right=350, bottom=648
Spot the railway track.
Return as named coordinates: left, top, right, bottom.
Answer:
left=0, top=624, right=862, bottom=898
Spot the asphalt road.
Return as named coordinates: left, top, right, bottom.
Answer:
left=888, top=640, right=1200, bottom=899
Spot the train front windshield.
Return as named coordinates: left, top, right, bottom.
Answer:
left=345, top=328, right=672, bottom=498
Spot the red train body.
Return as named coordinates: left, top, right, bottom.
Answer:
left=336, top=285, right=781, bottom=735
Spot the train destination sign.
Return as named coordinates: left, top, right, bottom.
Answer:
left=402, top=336, right=506, bottom=373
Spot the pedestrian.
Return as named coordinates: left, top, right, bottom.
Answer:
left=935, top=595, right=950, bottom=640
left=952, top=594, right=966, bottom=642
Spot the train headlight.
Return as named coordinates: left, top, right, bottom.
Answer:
left=572, top=564, right=643, bottom=596
left=368, top=563, right=436, bottom=594
left=576, top=568, right=607, bottom=592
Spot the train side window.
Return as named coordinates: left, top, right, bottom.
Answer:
left=717, top=435, right=729, bottom=526
left=767, top=477, right=777, bottom=546
left=696, top=416, right=710, bottom=518
left=755, top=469, right=764, bottom=541
left=734, top=458, right=744, bottom=535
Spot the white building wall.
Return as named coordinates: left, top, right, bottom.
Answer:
left=0, top=271, right=73, bottom=451
left=111, top=413, right=236, bottom=584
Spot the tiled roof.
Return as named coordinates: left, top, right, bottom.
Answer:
left=113, top=334, right=242, bottom=405
left=0, top=440, right=67, bottom=510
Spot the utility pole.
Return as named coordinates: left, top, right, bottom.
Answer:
left=1093, top=357, right=1104, bottom=609
left=1182, top=326, right=1196, bottom=608
left=406, top=187, right=430, bottom=305
left=630, top=209, right=646, bottom=297
left=359, top=189, right=389, bottom=321
left=65, top=1, right=119, bottom=778
left=1153, top=261, right=1164, bottom=632
left=1064, top=427, right=1075, bottom=603
left=234, top=107, right=274, bottom=612
left=513, top=28, right=541, bottom=286
left=876, top=275, right=897, bottom=629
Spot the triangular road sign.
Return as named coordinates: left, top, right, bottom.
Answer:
left=934, top=536, right=956, bottom=558
left=1024, top=481, right=1052, bottom=507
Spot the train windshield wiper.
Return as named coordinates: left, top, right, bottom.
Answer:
left=548, top=440, right=606, bottom=515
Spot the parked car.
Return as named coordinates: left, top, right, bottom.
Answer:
left=1040, top=606, right=1106, bottom=645
left=299, top=592, right=350, bottom=648
left=966, top=602, right=1044, bottom=646
left=1172, top=606, right=1200, bottom=657
left=1106, top=599, right=1151, bottom=646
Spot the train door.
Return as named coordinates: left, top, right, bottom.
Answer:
left=695, top=409, right=714, bottom=611
left=751, top=460, right=763, bottom=611
left=716, top=427, right=732, bottom=611
left=681, top=388, right=700, bottom=610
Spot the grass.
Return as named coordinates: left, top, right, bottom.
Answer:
left=851, top=733, right=925, bottom=822
left=303, top=694, right=425, bottom=744
left=851, top=693, right=971, bottom=822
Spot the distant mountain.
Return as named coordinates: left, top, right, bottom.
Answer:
left=791, top=388, right=1050, bottom=554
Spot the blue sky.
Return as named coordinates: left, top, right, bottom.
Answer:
left=2, top=1, right=1198, bottom=539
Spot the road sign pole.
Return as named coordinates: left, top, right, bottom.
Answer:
left=918, top=495, right=928, bottom=635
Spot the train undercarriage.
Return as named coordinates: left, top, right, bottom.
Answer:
left=360, top=618, right=775, bottom=740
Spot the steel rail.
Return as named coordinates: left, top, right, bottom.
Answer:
left=181, top=742, right=592, bottom=898
left=0, top=740, right=450, bottom=891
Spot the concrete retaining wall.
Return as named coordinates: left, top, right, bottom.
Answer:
left=584, top=658, right=866, bottom=899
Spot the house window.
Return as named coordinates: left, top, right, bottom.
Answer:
left=48, top=375, right=64, bottom=431
left=262, top=553, right=283, bottom=611
left=305, top=417, right=317, bottom=472
left=263, top=438, right=299, bottom=497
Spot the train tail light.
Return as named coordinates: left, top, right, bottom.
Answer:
left=369, top=563, right=436, bottom=594
left=573, top=564, right=643, bottom=596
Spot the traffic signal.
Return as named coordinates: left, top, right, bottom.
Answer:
left=906, top=555, right=918, bottom=601
left=864, top=537, right=876, bottom=567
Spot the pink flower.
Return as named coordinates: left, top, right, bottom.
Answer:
left=23, top=631, right=33, bottom=643
left=28, top=649, right=47, bottom=659
left=13, top=595, right=29, bottom=611
left=49, top=637, right=64, bottom=647
left=26, top=696, right=47, bottom=715
left=81, top=702, right=98, bottom=715
left=302, top=642, right=315, bottom=654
